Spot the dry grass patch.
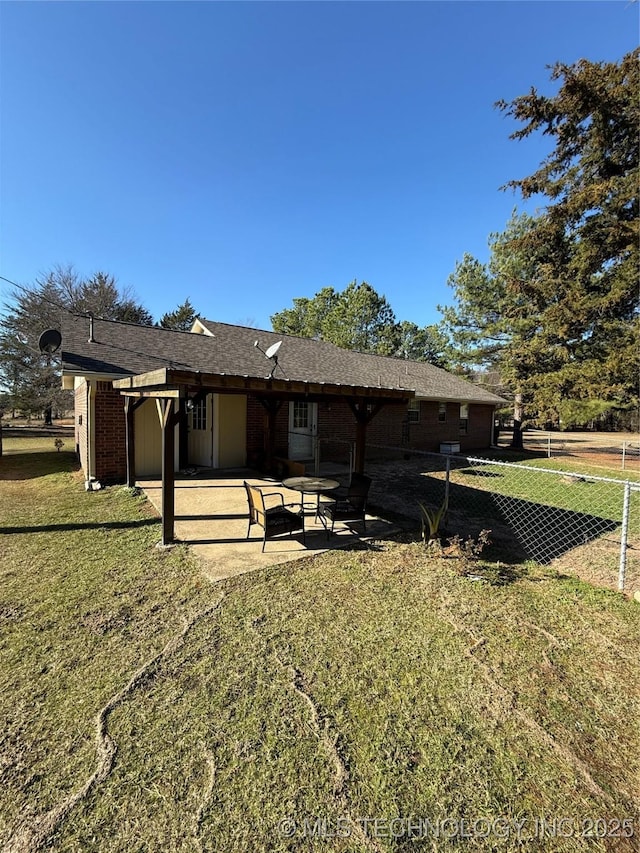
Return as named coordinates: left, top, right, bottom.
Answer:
left=1, top=438, right=639, bottom=852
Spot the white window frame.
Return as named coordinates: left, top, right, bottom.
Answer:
left=191, top=397, right=207, bottom=431
left=459, top=403, right=469, bottom=435
left=407, top=399, right=421, bottom=423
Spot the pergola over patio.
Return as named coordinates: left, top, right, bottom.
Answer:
left=113, top=367, right=412, bottom=545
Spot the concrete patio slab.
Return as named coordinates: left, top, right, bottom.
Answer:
left=139, top=469, right=398, bottom=582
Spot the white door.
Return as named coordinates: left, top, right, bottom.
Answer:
left=188, top=395, right=214, bottom=468
left=288, top=401, right=317, bottom=460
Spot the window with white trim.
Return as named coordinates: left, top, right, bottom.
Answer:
left=407, top=399, right=421, bottom=423
left=459, top=403, right=469, bottom=435
left=192, top=397, right=207, bottom=431
left=293, top=400, right=310, bottom=429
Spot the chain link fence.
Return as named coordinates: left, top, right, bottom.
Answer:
left=363, top=445, right=640, bottom=594
left=518, top=430, right=640, bottom=472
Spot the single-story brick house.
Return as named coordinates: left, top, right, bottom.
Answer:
left=61, top=314, right=506, bottom=485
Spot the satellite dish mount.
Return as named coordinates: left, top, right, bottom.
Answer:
left=254, top=339, right=282, bottom=378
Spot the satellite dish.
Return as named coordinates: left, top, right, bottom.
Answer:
left=38, top=329, right=62, bottom=354
left=253, top=339, right=283, bottom=376
left=265, top=340, right=282, bottom=359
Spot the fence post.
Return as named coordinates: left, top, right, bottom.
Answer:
left=618, top=481, right=631, bottom=592
left=444, top=455, right=451, bottom=511
left=622, top=442, right=627, bottom=471
left=547, top=433, right=551, bottom=458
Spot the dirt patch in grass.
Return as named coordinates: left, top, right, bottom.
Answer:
left=521, top=431, right=640, bottom=476
left=550, top=532, right=640, bottom=596
left=79, top=608, right=134, bottom=636
left=0, top=602, right=25, bottom=622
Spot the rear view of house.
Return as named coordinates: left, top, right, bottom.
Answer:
left=61, top=315, right=505, bottom=484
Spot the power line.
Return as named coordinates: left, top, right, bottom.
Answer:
left=0, top=274, right=191, bottom=370
left=0, top=274, right=74, bottom=316
left=0, top=274, right=148, bottom=324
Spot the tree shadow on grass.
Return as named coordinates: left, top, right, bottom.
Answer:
left=368, top=459, right=620, bottom=568
left=420, top=476, right=620, bottom=565
left=0, top=519, right=158, bottom=535
left=0, top=451, right=78, bottom=481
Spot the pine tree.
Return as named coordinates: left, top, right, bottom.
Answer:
left=158, top=298, right=198, bottom=332
left=0, top=266, right=152, bottom=420
left=495, top=49, right=639, bottom=423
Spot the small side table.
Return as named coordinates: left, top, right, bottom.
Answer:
left=282, top=476, right=340, bottom=518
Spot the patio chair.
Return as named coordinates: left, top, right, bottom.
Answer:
left=318, top=473, right=372, bottom=538
left=244, top=481, right=305, bottom=552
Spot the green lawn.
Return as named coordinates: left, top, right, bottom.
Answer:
left=450, top=458, right=640, bottom=529
left=1, top=439, right=639, bottom=852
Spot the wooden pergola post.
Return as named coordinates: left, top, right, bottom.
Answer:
left=124, top=397, right=145, bottom=488
left=157, top=397, right=180, bottom=546
left=348, top=399, right=384, bottom=473
left=258, top=397, right=282, bottom=473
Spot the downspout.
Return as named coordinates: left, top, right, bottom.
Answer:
left=86, top=380, right=92, bottom=479
left=86, top=380, right=96, bottom=481
left=212, top=394, right=218, bottom=469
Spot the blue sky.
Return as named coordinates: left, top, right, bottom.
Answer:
left=0, top=1, right=636, bottom=331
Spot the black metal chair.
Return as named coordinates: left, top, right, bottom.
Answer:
left=244, top=481, right=305, bottom=552
left=319, top=473, right=372, bottom=538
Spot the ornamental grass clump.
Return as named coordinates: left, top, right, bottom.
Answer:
left=418, top=497, right=448, bottom=547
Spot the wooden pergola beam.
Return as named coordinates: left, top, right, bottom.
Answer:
left=120, top=389, right=181, bottom=399
left=114, top=368, right=412, bottom=404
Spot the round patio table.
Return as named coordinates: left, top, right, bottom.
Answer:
left=282, top=476, right=340, bottom=518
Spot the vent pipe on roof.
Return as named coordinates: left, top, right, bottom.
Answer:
left=88, top=314, right=95, bottom=343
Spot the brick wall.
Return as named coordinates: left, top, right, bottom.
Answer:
left=79, top=386, right=494, bottom=481
left=460, top=404, right=495, bottom=451
left=93, top=381, right=127, bottom=483
left=399, top=401, right=494, bottom=453
left=246, top=396, right=266, bottom=466
left=369, top=401, right=494, bottom=454
left=245, top=397, right=495, bottom=466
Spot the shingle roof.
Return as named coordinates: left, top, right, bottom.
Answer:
left=61, top=314, right=218, bottom=377
left=61, top=314, right=506, bottom=405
